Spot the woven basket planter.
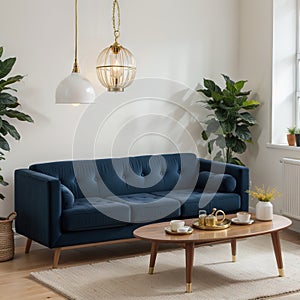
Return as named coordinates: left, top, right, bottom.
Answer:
left=0, top=212, right=17, bottom=262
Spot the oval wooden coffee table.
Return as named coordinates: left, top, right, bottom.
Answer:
left=133, top=214, right=292, bottom=293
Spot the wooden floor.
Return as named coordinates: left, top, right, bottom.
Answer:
left=0, top=229, right=300, bottom=300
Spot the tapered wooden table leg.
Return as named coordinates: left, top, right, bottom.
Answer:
left=271, top=231, right=284, bottom=277
left=148, top=242, right=158, bottom=274
left=185, top=242, right=194, bottom=293
left=53, top=248, right=61, bottom=269
left=231, top=239, right=237, bottom=262
left=25, top=238, right=32, bottom=254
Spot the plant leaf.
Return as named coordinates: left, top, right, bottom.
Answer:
left=0, top=57, right=16, bottom=79
left=215, top=135, right=226, bottom=148
left=198, top=89, right=211, bottom=98
left=0, top=75, right=23, bottom=91
left=215, top=109, right=228, bottom=122
left=242, top=99, right=260, bottom=110
left=0, top=136, right=10, bottom=151
left=202, top=130, right=208, bottom=141
left=232, top=139, right=247, bottom=154
left=222, top=74, right=234, bottom=85
left=234, top=80, right=247, bottom=92
left=0, top=92, right=18, bottom=105
left=211, top=91, right=223, bottom=102
left=206, top=118, right=220, bottom=135
left=0, top=126, right=7, bottom=136
left=222, top=74, right=236, bottom=94
left=208, top=140, right=213, bottom=154
left=236, top=125, right=252, bottom=141
left=225, top=136, right=237, bottom=148
left=2, top=120, right=20, bottom=140
left=4, top=110, right=33, bottom=122
left=239, top=112, right=256, bottom=125
left=221, top=120, right=236, bottom=134
left=0, top=47, right=3, bottom=58
left=203, top=79, right=222, bottom=93
left=229, top=157, right=245, bottom=166
left=0, top=173, right=8, bottom=186
left=213, top=150, right=224, bottom=162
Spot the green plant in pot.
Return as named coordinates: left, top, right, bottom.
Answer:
left=287, top=126, right=296, bottom=146
left=0, top=47, right=33, bottom=262
left=197, top=74, right=260, bottom=166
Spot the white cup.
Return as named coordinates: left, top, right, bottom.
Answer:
left=237, top=212, right=251, bottom=223
left=170, top=220, right=185, bottom=232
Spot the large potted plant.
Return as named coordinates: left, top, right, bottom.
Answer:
left=0, top=46, right=33, bottom=261
left=197, top=74, right=260, bottom=166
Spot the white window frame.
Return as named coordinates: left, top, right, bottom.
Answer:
left=297, top=0, right=300, bottom=127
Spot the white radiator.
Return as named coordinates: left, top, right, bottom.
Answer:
left=282, top=158, right=300, bottom=220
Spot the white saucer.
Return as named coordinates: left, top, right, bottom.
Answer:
left=164, top=226, right=193, bottom=235
left=231, top=218, right=254, bottom=225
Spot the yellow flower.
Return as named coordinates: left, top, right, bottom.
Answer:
left=246, top=185, right=281, bottom=202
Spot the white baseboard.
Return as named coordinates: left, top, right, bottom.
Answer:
left=288, top=218, right=300, bottom=233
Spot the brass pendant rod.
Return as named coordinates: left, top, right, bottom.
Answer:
left=72, top=0, right=80, bottom=73
left=112, top=0, right=121, bottom=43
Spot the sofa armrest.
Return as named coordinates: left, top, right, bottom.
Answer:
left=14, top=169, right=62, bottom=248
left=198, top=158, right=249, bottom=211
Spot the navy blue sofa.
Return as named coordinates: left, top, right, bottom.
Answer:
left=14, top=153, right=249, bottom=266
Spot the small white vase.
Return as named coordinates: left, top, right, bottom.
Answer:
left=255, top=201, right=273, bottom=221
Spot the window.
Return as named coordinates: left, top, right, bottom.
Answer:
left=272, top=0, right=297, bottom=144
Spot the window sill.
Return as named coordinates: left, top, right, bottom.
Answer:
left=266, top=143, right=300, bottom=151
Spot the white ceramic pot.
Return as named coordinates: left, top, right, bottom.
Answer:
left=255, top=201, right=273, bottom=221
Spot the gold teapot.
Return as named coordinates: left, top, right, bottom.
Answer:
left=204, top=208, right=226, bottom=227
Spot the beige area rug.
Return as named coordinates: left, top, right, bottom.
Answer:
left=31, top=235, right=300, bottom=300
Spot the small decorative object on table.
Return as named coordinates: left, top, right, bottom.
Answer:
left=193, top=208, right=231, bottom=230
left=231, top=211, right=254, bottom=225
left=165, top=220, right=193, bottom=235
left=247, top=185, right=281, bottom=221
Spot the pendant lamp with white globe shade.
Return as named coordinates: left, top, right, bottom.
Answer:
left=56, top=0, right=95, bottom=104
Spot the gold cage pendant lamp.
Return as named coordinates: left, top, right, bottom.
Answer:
left=96, top=0, right=136, bottom=92
left=56, top=0, right=95, bottom=104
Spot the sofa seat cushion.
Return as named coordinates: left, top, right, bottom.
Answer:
left=152, top=190, right=201, bottom=217
left=107, top=193, right=181, bottom=223
left=62, top=197, right=130, bottom=232
left=152, top=190, right=241, bottom=217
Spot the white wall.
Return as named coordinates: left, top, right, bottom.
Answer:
left=0, top=0, right=240, bottom=216
left=239, top=0, right=300, bottom=231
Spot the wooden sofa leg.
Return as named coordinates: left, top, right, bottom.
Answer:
left=25, top=238, right=32, bottom=254
left=53, top=248, right=62, bottom=268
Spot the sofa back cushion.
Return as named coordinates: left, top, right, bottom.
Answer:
left=30, top=153, right=199, bottom=199
left=61, top=184, right=75, bottom=209
left=197, top=171, right=237, bottom=192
